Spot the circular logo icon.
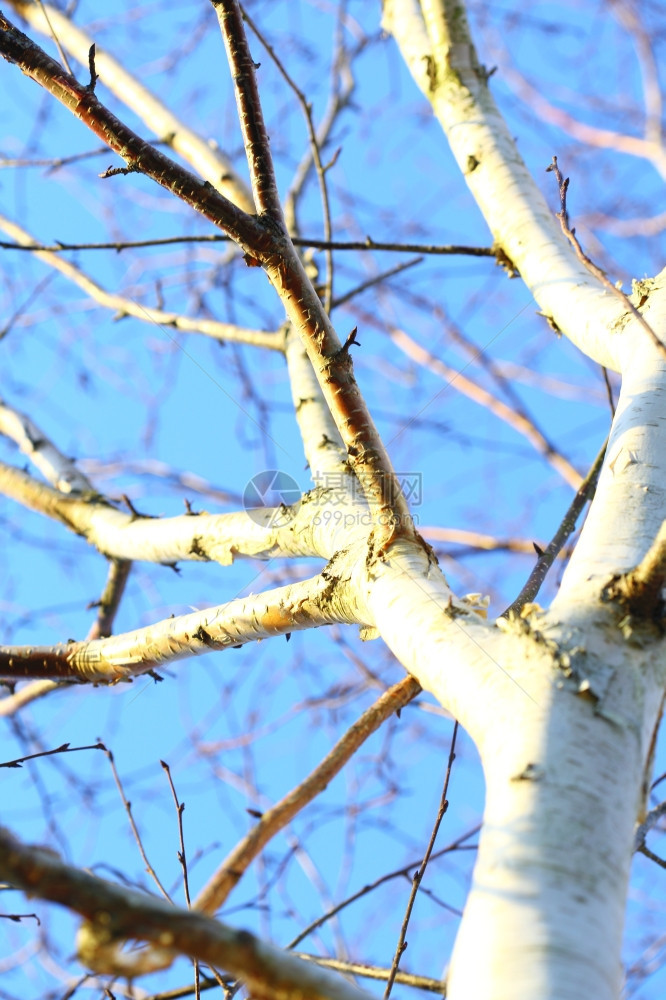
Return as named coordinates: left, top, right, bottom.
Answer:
left=243, top=470, right=301, bottom=527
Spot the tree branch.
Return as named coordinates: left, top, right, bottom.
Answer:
left=0, top=826, right=371, bottom=999
left=194, top=675, right=421, bottom=913
left=0, top=460, right=334, bottom=564
left=211, top=0, right=284, bottom=219
left=0, top=14, right=268, bottom=253
left=0, top=567, right=366, bottom=683
left=6, top=0, right=254, bottom=211
left=0, top=214, right=280, bottom=351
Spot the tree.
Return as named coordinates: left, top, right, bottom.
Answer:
left=0, top=1, right=665, bottom=998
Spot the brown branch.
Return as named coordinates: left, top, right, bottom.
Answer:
left=0, top=827, right=371, bottom=1000
left=287, top=824, right=479, bottom=950
left=193, top=676, right=421, bottom=914
left=0, top=233, right=496, bottom=257
left=211, top=1, right=283, bottom=219
left=7, top=0, right=254, bottom=210
left=210, top=2, right=415, bottom=547
left=241, top=4, right=336, bottom=309
left=0, top=13, right=268, bottom=254
left=503, top=437, right=608, bottom=617
left=547, top=157, right=666, bottom=360
left=87, top=558, right=132, bottom=641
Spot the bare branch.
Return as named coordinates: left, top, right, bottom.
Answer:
left=211, top=0, right=284, bottom=219
left=0, top=14, right=267, bottom=252
left=0, top=215, right=281, bottom=351
left=87, top=558, right=133, bottom=641
left=242, top=5, right=336, bottom=309
left=194, top=676, right=421, bottom=914
left=0, top=826, right=372, bottom=999
left=0, top=567, right=367, bottom=683
left=503, top=437, right=608, bottom=617
left=7, top=0, right=254, bottom=210
left=0, top=233, right=497, bottom=257
left=0, top=461, right=329, bottom=564
left=384, top=721, right=458, bottom=998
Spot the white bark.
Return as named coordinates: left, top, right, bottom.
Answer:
left=0, top=215, right=279, bottom=350
left=0, top=399, right=93, bottom=494
left=382, top=0, right=659, bottom=373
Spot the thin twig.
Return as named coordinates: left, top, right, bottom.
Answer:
left=332, top=257, right=423, bottom=310
left=547, top=156, right=666, bottom=359
left=35, top=0, right=73, bottom=74
left=0, top=742, right=104, bottom=768
left=287, top=825, right=479, bottom=951
left=162, top=761, right=200, bottom=1000
left=384, top=721, right=459, bottom=999
left=502, top=436, right=608, bottom=617
left=0, top=234, right=496, bottom=256
left=105, top=746, right=172, bottom=901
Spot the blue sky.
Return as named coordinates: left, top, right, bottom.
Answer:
left=1, top=1, right=666, bottom=997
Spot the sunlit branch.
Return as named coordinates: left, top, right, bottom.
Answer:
left=211, top=1, right=284, bottom=219
left=211, top=0, right=417, bottom=546
left=0, top=215, right=280, bottom=351
left=0, top=568, right=366, bottom=683
left=0, top=826, right=371, bottom=999
left=194, top=676, right=421, bottom=914
left=87, top=558, right=133, bottom=640
left=0, top=14, right=268, bottom=252
left=6, top=0, right=254, bottom=210
left=242, top=5, right=336, bottom=309
left=0, top=461, right=333, bottom=563
left=382, top=0, right=650, bottom=372
left=387, top=325, right=583, bottom=488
